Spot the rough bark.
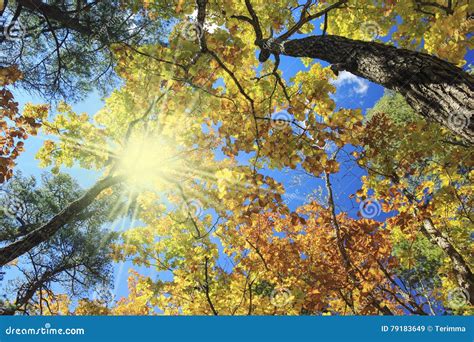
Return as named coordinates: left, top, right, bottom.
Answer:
left=421, top=218, right=474, bottom=306
left=262, top=35, right=474, bottom=143
left=0, top=175, right=124, bottom=266
left=394, top=179, right=474, bottom=307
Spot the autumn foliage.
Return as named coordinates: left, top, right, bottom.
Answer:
left=0, top=0, right=472, bottom=316
left=0, top=67, right=43, bottom=183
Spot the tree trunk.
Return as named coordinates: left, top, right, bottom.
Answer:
left=395, top=181, right=473, bottom=307
left=17, top=0, right=92, bottom=35
left=0, top=175, right=124, bottom=266
left=265, top=35, right=474, bottom=143
left=421, top=218, right=474, bottom=306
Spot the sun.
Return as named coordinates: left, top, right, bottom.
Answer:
left=117, top=137, right=182, bottom=188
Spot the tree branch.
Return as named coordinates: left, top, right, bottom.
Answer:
left=0, top=175, right=124, bottom=266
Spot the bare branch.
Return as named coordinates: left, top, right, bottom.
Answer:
left=277, top=0, right=348, bottom=41
left=203, top=257, right=218, bottom=315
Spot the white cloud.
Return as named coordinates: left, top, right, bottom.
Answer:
left=331, top=71, right=369, bottom=95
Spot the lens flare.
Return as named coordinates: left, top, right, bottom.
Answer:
left=117, top=137, right=181, bottom=188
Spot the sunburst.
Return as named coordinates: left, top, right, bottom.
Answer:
left=114, top=136, right=185, bottom=189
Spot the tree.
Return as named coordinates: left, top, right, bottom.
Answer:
left=0, top=0, right=169, bottom=99
left=2, top=1, right=472, bottom=140
left=2, top=1, right=472, bottom=316
left=354, top=91, right=473, bottom=312
left=0, top=173, right=117, bottom=315
left=0, top=66, right=43, bottom=183
left=0, top=173, right=123, bottom=266
left=15, top=33, right=470, bottom=315
left=74, top=190, right=435, bottom=315
left=110, top=0, right=474, bottom=142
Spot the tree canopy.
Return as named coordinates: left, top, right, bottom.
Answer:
left=0, top=0, right=472, bottom=316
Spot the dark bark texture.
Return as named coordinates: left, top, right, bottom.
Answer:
left=396, top=182, right=473, bottom=307
left=421, top=218, right=474, bottom=306
left=0, top=176, right=123, bottom=266
left=264, top=35, right=474, bottom=143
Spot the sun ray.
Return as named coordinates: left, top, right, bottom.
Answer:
left=113, top=187, right=143, bottom=292
left=33, top=130, right=114, bottom=159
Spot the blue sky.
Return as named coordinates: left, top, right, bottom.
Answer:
left=11, top=14, right=455, bottom=305
left=0, top=2, right=470, bottom=317
left=7, top=57, right=385, bottom=303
